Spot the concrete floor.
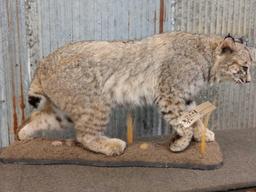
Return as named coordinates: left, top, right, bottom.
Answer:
left=0, top=128, right=256, bottom=192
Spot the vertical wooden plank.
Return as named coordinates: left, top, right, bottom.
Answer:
left=113, top=0, right=119, bottom=40
left=80, top=0, right=89, bottom=40
left=215, top=0, right=222, bottom=35
left=164, top=0, right=170, bottom=32
left=238, top=0, right=245, bottom=35
left=243, top=0, right=249, bottom=37
left=221, top=0, right=227, bottom=35
left=100, top=0, right=108, bottom=40
left=254, top=0, right=256, bottom=47
left=169, top=0, right=175, bottom=32
left=0, top=0, right=9, bottom=147
left=233, top=0, right=239, bottom=35
left=209, top=0, right=217, bottom=35
left=200, top=0, right=206, bottom=34
left=136, top=0, right=143, bottom=39
left=148, top=0, right=156, bottom=35
left=227, top=0, right=234, bottom=34
left=141, top=0, right=148, bottom=37
left=26, top=0, right=41, bottom=76
left=40, top=0, right=50, bottom=56
left=193, top=1, right=200, bottom=33
left=16, top=0, right=30, bottom=125
left=186, top=0, right=192, bottom=32
left=12, top=0, right=22, bottom=131
left=197, top=0, right=202, bottom=34
left=49, top=0, right=56, bottom=51
left=94, top=0, right=101, bottom=40
left=248, top=0, right=254, bottom=46
left=72, top=0, right=80, bottom=41
left=6, top=0, right=18, bottom=141
left=107, top=0, right=115, bottom=40
left=0, top=0, right=10, bottom=147
left=204, top=0, right=209, bottom=34
left=181, top=0, right=187, bottom=31
left=122, top=0, right=129, bottom=39
left=174, top=0, right=181, bottom=31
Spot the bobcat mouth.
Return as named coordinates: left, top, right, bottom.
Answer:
left=235, top=78, right=245, bottom=84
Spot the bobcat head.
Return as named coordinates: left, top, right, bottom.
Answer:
left=210, top=34, right=253, bottom=84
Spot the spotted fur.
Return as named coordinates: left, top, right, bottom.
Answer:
left=24, top=32, right=252, bottom=156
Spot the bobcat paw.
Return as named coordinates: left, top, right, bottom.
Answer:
left=103, top=138, right=127, bottom=156
left=194, top=129, right=215, bottom=142
left=205, top=129, right=215, bottom=142
left=18, top=125, right=35, bottom=140
left=170, top=136, right=191, bottom=152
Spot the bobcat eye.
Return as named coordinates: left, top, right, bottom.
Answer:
left=242, top=66, right=248, bottom=71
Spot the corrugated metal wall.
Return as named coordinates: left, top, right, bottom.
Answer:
left=0, top=0, right=30, bottom=147
left=0, top=0, right=256, bottom=147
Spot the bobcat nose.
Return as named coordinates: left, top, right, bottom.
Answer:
left=246, top=79, right=251, bottom=83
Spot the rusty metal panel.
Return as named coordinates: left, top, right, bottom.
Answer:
left=0, top=1, right=9, bottom=147
left=0, top=0, right=30, bottom=147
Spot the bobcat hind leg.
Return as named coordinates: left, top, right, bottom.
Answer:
left=74, top=101, right=126, bottom=156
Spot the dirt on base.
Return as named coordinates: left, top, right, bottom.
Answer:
left=0, top=137, right=223, bottom=170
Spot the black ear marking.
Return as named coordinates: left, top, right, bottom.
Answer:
left=28, top=96, right=41, bottom=108
left=224, top=33, right=235, bottom=42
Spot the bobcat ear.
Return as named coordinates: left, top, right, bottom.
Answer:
left=237, top=36, right=248, bottom=46
left=237, top=37, right=244, bottom=44
left=224, top=33, right=235, bottom=42
left=220, top=34, right=237, bottom=54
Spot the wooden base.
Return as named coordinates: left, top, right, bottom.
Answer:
left=0, top=137, right=223, bottom=170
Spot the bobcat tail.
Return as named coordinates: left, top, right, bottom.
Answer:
left=28, top=73, right=48, bottom=110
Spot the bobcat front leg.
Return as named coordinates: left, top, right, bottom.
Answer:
left=157, top=96, right=193, bottom=152
left=186, top=101, right=215, bottom=142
